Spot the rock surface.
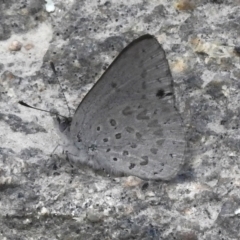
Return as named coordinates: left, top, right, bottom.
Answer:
left=1, top=0, right=240, bottom=239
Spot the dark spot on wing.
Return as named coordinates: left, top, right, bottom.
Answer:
left=123, top=150, right=129, bottom=156
left=110, top=119, right=116, bottom=126
left=122, top=106, right=133, bottom=116
left=157, top=139, right=165, bottom=146
left=150, top=148, right=158, bottom=154
left=131, top=143, right=137, bottom=148
left=129, top=163, right=136, bottom=169
left=156, top=89, right=165, bottom=98
left=140, top=156, right=149, bottom=165
left=135, top=132, right=142, bottom=139
left=115, top=133, right=122, bottom=139
left=126, top=127, right=134, bottom=133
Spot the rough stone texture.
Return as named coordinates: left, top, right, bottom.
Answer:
left=0, top=0, right=240, bottom=239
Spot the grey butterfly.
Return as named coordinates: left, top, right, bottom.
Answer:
left=57, top=34, right=185, bottom=180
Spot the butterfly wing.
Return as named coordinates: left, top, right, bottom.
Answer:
left=69, top=34, right=185, bottom=180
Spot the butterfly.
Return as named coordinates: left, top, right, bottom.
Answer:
left=55, top=34, right=185, bottom=180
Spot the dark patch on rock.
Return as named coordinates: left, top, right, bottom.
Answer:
left=0, top=113, right=47, bottom=134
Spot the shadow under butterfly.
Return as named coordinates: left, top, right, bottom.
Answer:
left=55, top=34, right=186, bottom=181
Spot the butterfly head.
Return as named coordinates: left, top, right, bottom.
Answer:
left=54, top=115, right=72, bottom=134
left=56, top=116, right=72, bottom=131
left=53, top=114, right=90, bottom=166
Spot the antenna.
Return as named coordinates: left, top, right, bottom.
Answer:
left=19, top=62, right=72, bottom=119
left=19, top=61, right=73, bottom=119
left=18, top=100, right=68, bottom=119
left=50, top=62, right=71, bottom=117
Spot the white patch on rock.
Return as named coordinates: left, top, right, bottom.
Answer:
left=45, top=0, right=55, bottom=12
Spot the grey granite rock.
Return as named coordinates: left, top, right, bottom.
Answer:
left=0, top=0, right=240, bottom=239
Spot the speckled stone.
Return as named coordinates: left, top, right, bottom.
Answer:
left=0, top=0, right=240, bottom=239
